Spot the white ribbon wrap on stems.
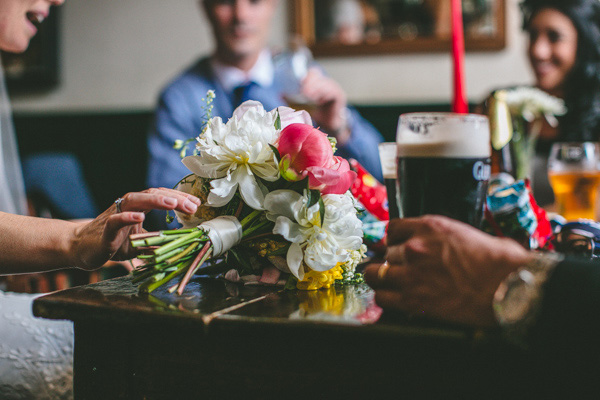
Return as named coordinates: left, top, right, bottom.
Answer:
left=199, top=216, right=243, bottom=256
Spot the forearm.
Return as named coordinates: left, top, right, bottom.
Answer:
left=0, top=212, right=80, bottom=274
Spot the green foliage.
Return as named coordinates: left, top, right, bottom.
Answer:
left=269, top=144, right=282, bottom=163
left=285, top=275, right=298, bottom=291
left=274, top=111, right=282, bottom=130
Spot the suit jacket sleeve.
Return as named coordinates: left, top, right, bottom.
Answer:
left=528, top=256, right=600, bottom=359
left=335, top=107, right=384, bottom=183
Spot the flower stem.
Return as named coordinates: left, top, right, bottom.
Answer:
left=162, top=228, right=197, bottom=235
left=154, top=230, right=204, bottom=256
left=241, top=232, right=277, bottom=242
left=139, top=260, right=192, bottom=294
left=242, top=219, right=272, bottom=238
left=166, top=241, right=200, bottom=264
left=239, top=210, right=262, bottom=228
left=176, top=243, right=213, bottom=295
left=234, top=199, right=244, bottom=219
left=132, top=266, right=165, bottom=284
left=129, top=232, right=160, bottom=241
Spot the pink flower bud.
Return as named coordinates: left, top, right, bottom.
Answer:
left=278, top=123, right=356, bottom=194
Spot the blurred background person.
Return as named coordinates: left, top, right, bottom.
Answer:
left=146, top=0, right=384, bottom=230
left=0, top=1, right=201, bottom=397
left=483, top=0, right=600, bottom=206
left=524, top=0, right=600, bottom=205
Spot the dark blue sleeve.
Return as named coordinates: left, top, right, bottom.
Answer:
left=528, top=256, right=600, bottom=366
left=334, top=107, right=384, bottom=183
left=147, top=82, right=208, bottom=190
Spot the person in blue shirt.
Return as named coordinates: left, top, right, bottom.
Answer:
left=147, top=0, right=384, bottom=210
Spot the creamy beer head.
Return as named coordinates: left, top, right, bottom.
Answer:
left=396, top=113, right=490, bottom=158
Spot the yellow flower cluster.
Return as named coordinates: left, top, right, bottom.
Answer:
left=248, top=239, right=287, bottom=258
left=296, top=265, right=343, bottom=290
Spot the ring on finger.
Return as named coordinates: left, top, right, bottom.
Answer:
left=377, top=261, right=390, bottom=281
left=115, top=197, right=124, bottom=214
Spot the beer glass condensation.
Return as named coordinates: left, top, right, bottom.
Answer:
left=396, top=113, right=491, bottom=227
left=548, top=142, right=600, bottom=220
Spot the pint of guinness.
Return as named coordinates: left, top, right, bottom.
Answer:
left=396, top=113, right=491, bottom=227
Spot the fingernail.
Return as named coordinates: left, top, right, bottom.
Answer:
left=164, top=197, right=177, bottom=206
left=184, top=199, right=198, bottom=213
left=132, top=212, right=145, bottom=222
left=190, top=196, right=201, bottom=205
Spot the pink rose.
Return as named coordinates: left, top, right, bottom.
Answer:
left=278, top=123, right=356, bottom=195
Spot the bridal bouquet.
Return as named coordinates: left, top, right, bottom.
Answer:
left=131, top=99, right=366, bottom=294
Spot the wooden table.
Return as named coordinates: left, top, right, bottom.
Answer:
left=33, top=275, right=539, bottom=399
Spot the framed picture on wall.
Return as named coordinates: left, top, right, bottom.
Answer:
left=1, top=8, right=60, bottom=91
left=291, top=0, right=506, bottom=57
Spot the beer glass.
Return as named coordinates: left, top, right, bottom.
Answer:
left=548, top=142, right=600, bottom=220
left=378, top=142, right=399, bottom=219
left=273, top=39, right=317, bottom=114
left=396, top=113, right=491, bottom=227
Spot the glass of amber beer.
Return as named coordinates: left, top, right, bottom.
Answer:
left=396, top=113, right=491, bottom=227
left=548, top=142, right=600, bottom=220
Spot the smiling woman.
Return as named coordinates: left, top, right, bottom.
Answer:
left=0, top=0, right=62, bottom=52
left=1, top=8, right=60, bottom=93
left=0, top=0, right=208, bottom=397
left=521, top=0, right=600, bottom=143
left=481, top=0, right=600, bottom=206
left=1, top=5, right=59, bottom=91
left=526, top=8, right=578, bottom=99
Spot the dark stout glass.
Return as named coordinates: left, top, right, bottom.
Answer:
left=396, top=113, right=491, bottom=227
left=397, top=157, right=490, bottom=227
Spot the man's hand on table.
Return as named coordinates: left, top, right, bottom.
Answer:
left=364, top=216, right=535, bottom=327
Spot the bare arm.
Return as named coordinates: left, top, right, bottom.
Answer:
left=0, top=188, right=200, bottom=275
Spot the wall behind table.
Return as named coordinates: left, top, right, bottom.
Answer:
left=14, top=103, right=454, bottom=212
left=14, top=112, right=153, bottom=210
left=11, top=0, right=531, bottom=211
left=9, top=0, right=530, bottom=112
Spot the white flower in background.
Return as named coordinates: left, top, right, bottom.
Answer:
left=182, top=101, right=281, bottom=210
left=340, top=244, right=367, bottom=280
left=502, top=87, right=566, bottom=127
left=263, top=190, right=363, bottom=280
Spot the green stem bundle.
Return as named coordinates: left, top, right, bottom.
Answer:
left=130, top=212, right=274, bottom=294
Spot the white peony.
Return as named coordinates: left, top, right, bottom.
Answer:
left=501, top=87, right=566, bottom=126
left=182, top=101, right=312, bottom=210
left=263, top=190, right=363, bottom=280
left=182, top=101, right=281, bottom=210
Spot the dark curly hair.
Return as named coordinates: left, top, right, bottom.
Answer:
left=521, top=0, right=600, bottom=141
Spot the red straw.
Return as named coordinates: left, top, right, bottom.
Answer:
left=451, top=0, right=468, bottom=113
